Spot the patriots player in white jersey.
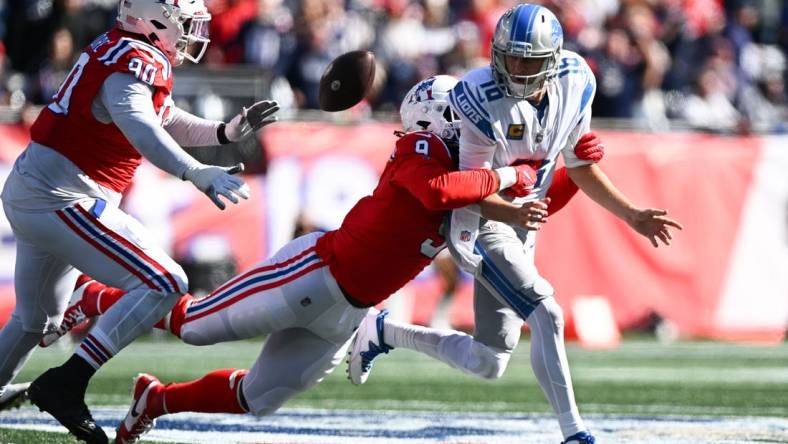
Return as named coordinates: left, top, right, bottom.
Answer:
left=348, top=4, right=682, bottom=444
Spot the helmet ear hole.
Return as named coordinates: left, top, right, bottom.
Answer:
left=150, top=20, right=167, bottom=30
left=416, top=120, right=431, bottom=130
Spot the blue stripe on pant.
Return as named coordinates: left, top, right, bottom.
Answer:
left=474, top=244, right=538, bottom=319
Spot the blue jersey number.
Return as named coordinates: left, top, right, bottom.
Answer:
left=480, top=80, right=504, bottom=102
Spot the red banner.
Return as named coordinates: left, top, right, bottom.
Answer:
left=0, top=123, right=785, bottom=342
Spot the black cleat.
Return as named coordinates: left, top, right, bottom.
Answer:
left=28, top=368, right=108, bottom=444
left=0, top=382, right=30, bottom=411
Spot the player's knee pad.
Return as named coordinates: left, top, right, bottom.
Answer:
left=178, top=329, right=217, bottom=346
left=470, top=341, right=513, bottom=380
left=532, top=297, right=564, bottom=331
left=503, top=276, right=555, bottom=320
left=474, top=310, right=522, bottom=354
left=246, top=386, right=297, bottom=417
left=522, top=276, right=555, bottom=302
left=499, top=319, right=523, bottom=353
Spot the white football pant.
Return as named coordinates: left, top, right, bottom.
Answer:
left=384, top=219, right=587, bottom=439
left=176, top=232, right=368, bottom=415
left=0, top=198, right=187, bottom=388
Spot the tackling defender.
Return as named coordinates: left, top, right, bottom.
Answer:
left=42, top=75, right=600, bottom=443
left=348, top=4, right=682, bottom=444
left=0, top=0, right=278, bottom=442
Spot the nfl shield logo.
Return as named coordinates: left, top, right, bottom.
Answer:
left=460, top=230, right=472, bottom=242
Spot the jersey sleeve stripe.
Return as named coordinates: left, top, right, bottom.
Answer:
left=463, top=83, right=491, bottom=118
left=98, top=40, right=129, bottom=63
left=449, top=82, right=495, bottom=141
left=580, top=81, right=594, bottom=114
left=103, top=44, right=133, bottom=66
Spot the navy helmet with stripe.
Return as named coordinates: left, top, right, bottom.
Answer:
left=491, top=3, right=563, bottom=99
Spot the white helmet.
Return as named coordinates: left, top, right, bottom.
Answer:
left=400, top=75, right=461, bottom=143
left=117, top=0, right=211, bottom=65
left=491, top=3, right=563, bottom=99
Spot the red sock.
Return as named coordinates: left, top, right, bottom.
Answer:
left=95, top=286, right=125, bottom=314
left=153, top=294, right=193, bottom=337
left=162, top=369, right=248, bottom=415
left=76, top=281, right=125, bottom=317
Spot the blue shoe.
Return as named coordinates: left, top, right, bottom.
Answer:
left=562, top=431, right=595, bottom=444
left=347, top=309, right=393, bottom=385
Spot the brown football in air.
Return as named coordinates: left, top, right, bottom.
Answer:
left=318, top=50, right=376, bottom=112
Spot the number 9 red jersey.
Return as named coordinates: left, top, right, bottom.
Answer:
left=30, top=28, right=174, bottom=193
left=315, top=131, right=500, bottom=306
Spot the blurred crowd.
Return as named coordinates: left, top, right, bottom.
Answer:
left=0, top=0, right=786, bottom=133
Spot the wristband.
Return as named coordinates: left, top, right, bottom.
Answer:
left=217, top=123, right=231, bottom=145
left=495, top=167, right=517, bottom=191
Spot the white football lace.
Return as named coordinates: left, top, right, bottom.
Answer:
left=130, top=415, right=154, bottom=442
left=57, top=307, right=86, bottom=335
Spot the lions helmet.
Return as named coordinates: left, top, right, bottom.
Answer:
left=117, top=0, right=211, bottom=65
left=400, top=75, right=461, bottom=144
left=491, top=4, right=563, bottom=99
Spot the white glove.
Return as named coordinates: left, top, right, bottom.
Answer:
left=222, top=100, right=280, bottom=143
left=182, top=163, right=250, bottom=210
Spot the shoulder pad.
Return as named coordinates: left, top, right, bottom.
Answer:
left=395, top=131, right=454, bottom=167
left=96, top=37, right=172, bottom=88
left=556, top=51, right=596, bottom=114
left=448, top=80, right=496, bottom=143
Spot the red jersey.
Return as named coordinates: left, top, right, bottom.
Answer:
left=315, top=131, right=500, bottom=306
left=30, top=28, right=174, bottom=193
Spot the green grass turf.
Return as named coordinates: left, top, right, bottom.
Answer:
left=0, top=428, right=179, bottom=444
left=2, top=336, right=786, bottom=442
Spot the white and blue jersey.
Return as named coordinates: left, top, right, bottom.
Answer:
left=448, top=50, right=596, bottom=273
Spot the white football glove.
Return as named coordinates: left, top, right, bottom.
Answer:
left=222, top=100, right=280, bottom=143
left=182, top=163, right=250, bottom=210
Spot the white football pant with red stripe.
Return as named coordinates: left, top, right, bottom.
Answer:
left=176, top=231, right=368, bottom=415
left=0, top=198, right=187, bottom=386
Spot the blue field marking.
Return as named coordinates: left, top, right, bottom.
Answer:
left=2, top=407, right=787, bottom=443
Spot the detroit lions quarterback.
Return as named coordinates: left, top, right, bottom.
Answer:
left=0, top=0, right=278, bottom=442
left=348, top=4, right=683, bottom=444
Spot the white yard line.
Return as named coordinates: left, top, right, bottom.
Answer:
left=2, top=407, right=787, bottom=444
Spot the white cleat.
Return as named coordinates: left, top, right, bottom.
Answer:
left=347, top=309, right=393, bottom=385
left=40, top=278, right=95, bottom=347
left=0, top=382, right=30, bottom=412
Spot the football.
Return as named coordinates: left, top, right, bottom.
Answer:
left=318, top=50, right=376, bottom=112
